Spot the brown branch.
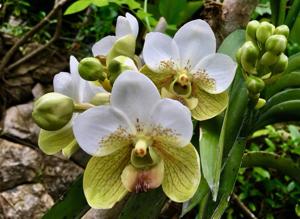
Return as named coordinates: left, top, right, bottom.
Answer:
left=0, top=0, right=68, bottom=76
left=222, top=0, right=259, bottom=36
left=6, top=7, right=63, bottom=70
left=231, top=193, right=258, bottom=219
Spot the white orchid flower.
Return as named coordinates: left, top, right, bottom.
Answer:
left=38, top=56, right=105, bottom=157
left=92, top=13, right=139, bottom=57
left=73, top=71, right=200, bottom=209
left=142, top=19, right=237, bottom=121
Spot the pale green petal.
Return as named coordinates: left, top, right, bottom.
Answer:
left=153, top=143, right=200, bottom=202
left=38, top=123, right=75, bottom=155
left=62, top=140, right=79, bottom=159
left=191, top=82, right=228, bottom=121
left=83, top=146, right=131, bottom=209
left=140, top=65, right=174, bottom=91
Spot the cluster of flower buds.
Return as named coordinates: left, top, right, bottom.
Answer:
left=236, top=20, right=289, bottom=108
left=78, top=34, right=137, bottom=91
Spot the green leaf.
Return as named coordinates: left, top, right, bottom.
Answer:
left=218, top=29, right=246, bottom=61
left=83, top=147, right=131, bottom=209
left=295, top=203, right=300, bottom=217
left=255, top=100, right=300, bottom=129
left=264, top=71, right=300, bottom=98
left=64, top=0, right=92, bottom=15
left=42, top=175, right=90, bottom=219
left=199, top=117, right=222, bottom=200
left=253, top=167, right=271, bottom=179
left=178, top=1, right=204, bottom=25
left=180, top=176, right=210, bottom=217
left=285, top=52, right=300, bottom=74
left=285, top=0, right=300, bottom=28
left=204, top=137, right=247, bottom=219
left=270, top=0, right=279, bottom=25
left=118, top=187, right=167, bottom=219
left=261, top=88, right=300, bottom=113
left=159, top=0, right=187, bottom=24
left=38, top=123, right=75, bottom=155
left=241, top=151, right=300, bottom=184
left=290, top=15, right=300, bottom=45
left=92, top=0, right=109, bottom=7
left=288, top=125, right=300, bottom=140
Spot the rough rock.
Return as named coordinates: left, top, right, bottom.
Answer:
left=0, top=183, right=54, bottom=219
left=0, top=139, right=42, bottom=191
left=3, top=102, right=40, bottom=144
left=0, top=138, right=83, bottom=201
left=41, top=155, right=83, bottom=200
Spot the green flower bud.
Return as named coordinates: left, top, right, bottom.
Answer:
left=107, top=35, right=136, bottom=65
left=256, top=21, right=275, bottom=44
left=108, top=56, right=137, bottom=83
left=241, top=41, right=259, bottom=74
left=236, top=47, right=242, bottom=64
left=265, top=35, right=287, bottom=55
left=260, top=51, right=279, bottom=66
left=270, top=53, right=288, bottom=74
left=246, top=20, right=260, bottom=41
left=255, top=98, right=266, bottom=109
left=246, top=75, right=265, bottom=94
left=274, top=25, right=289, bottom=38
left=78, top=57, right=105, bottom=81
left=32, top=92, right=74, bottom=131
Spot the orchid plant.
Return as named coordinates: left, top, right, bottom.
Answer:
left=32, top=10, right=300, bottom=219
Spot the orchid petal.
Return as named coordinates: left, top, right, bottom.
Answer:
left=191, top=84, right=229, bottom=120
left=140, top=65, right=174, bottom=91
left=153, top=143, right=200, bottom=202
left=83, top=146, right=131, bottom=209
left=121, top=161, right=164, bottom=192
left=125, top=13, right=139, bottom=38
left=150, top=98, right=193, bottom=147
left=92, top=36, right=117, bottom=56
left=174, top=20, right=216, bottom=69
left=143, top=32, right=180, bottom=72
left=73, top=106, right=133, bottom=156
left=193, top=53, right=237, bottom=94
left=111, top=71, right=160, bottom=125
left=38, top=122, right=75, bottom=155
left=53, top=72, right=73, bottom=98
left=116, top=16, right=133, bottom=38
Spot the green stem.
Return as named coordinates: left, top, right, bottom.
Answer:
left=143, top=0, right=152, bottom=32
left=270, top=0, right=279, bottom=25
left=74, top=103, right=94, bottom=112
left=241, top=151, right=300, bottom=183
left=278, top=0, right=287, bottom=25
left=285, top=0, right=300, bottom=28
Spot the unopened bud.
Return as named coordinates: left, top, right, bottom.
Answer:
left=236, top=47, right=242, bottom=64
left=256, top=21, right=275, bottom=44
left=246, top=20, right=260, bottom=41
left=246, top=75, right=265, bottom=94
left=241, top=41, right=259, bottom=74
left=78, top=57, right=105, bottom=81
left=32, top=92, right=74, bottom=131
left=108, top=56, right=137, bottom=83
left=255, top=98, right=266, bottom=109
left=107, top=35, right=136, bottom=64
left=270, top=53, right=288, bottom=74
left=260, top=51, right=279, bottom=66
left=274, top=25, right=289, bottom=38
left=265, top=35, right=287, bottom=55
